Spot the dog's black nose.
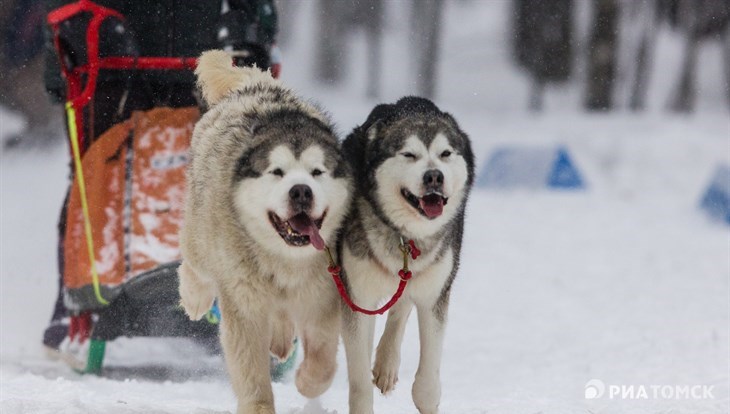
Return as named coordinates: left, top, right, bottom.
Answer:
left=423, top=169, right=444, bottom=188
left=289, top=184, right=313, bottom=210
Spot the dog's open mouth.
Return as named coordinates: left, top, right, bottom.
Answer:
left=268, top=211, right=326, bottom=250
left=401, top=188, right=448, bottom=219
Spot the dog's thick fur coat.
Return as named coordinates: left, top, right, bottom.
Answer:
left=339, top=97, right=474, bottom=414
left=179, top=50, right=351, bottom=414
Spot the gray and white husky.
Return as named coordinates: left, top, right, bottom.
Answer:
left=178, top=50, right=352, bottom=414
left=339, top=97, right=474, bottom=414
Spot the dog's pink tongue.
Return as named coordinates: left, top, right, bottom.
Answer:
left=288, top=214, right=326, bottom=250
left=420, top=195, right=444, bottom=218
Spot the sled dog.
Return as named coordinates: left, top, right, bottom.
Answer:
left=339, top=97, right=474, bottom=414
left=178, top=50, right=352, bottom=414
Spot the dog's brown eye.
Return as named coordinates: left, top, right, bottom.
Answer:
left=402, top=152, right=416, bottom=160
left=441, top=150, right=452, bottom=158
left=311, top=169, right=324, bottom=177
left=271, top=168, right=284, bottom=177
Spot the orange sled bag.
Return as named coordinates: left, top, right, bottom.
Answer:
left=63, top=107, right=199, bottom=311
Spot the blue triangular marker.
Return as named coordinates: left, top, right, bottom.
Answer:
left=700, top=165, right=730, bottom=225
left=547, top=148, right=584, bottom=189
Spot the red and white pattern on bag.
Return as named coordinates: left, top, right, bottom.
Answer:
left=64, top=107, right=199, bottom=290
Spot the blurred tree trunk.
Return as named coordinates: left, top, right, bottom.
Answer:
left=724, top=25, right=730, bottom=109
left=410, top=0, right=444, bottom=99
left=669, top=0, right=699, bottom=112
left=276, top=0, right=300, bottom=48
left=512, top=0, right=573, bottom=111
left=585, top=0, right=619, bottom=111
left=629, top=0, right=658, bottom=111
left=529, top=78, right=545, bottom=111
left=315, top=0, right=384, bottom=93
left=363, top=0, right=384, bottom=98
left=315, top=0, right=349, bottom=84
left=668, top=0, right=730, bottom=112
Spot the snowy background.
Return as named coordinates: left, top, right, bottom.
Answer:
left=1, top=1, right=729, bottom=413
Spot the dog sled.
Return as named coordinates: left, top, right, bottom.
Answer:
left=47, top=0, right=295, bottom=378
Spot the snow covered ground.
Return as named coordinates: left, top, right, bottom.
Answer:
left=1, top=1, right=728, bottom=413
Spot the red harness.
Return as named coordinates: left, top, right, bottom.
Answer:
left=325, top=239, right=421, bottom=315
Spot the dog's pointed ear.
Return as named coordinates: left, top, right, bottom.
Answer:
left=443, top=112, right=463, bottom=132
left=342, top=127, right=369, bottom=189
left=366, top=120, right=382, bottom=141
left=195, top=50, right=277, bottom=106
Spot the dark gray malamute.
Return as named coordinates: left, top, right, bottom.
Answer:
left=339, top=97, right=475, bottom=414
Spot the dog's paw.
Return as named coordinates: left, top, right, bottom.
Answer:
left=412, top=374, right=441, bottom=414
left=295, top=358, right=336, bottom=398
left=237, top=402, right=275, bottom=414
left=372, top=353, right=400, bottom=394
left=179, top=282, right=215, bottom=321
left=178, top=262, right=216, bottom=320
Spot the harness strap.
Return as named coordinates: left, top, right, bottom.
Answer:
left=328, top=265, right=410, bottom=315
left=324, top=240, right=420, bottom=315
